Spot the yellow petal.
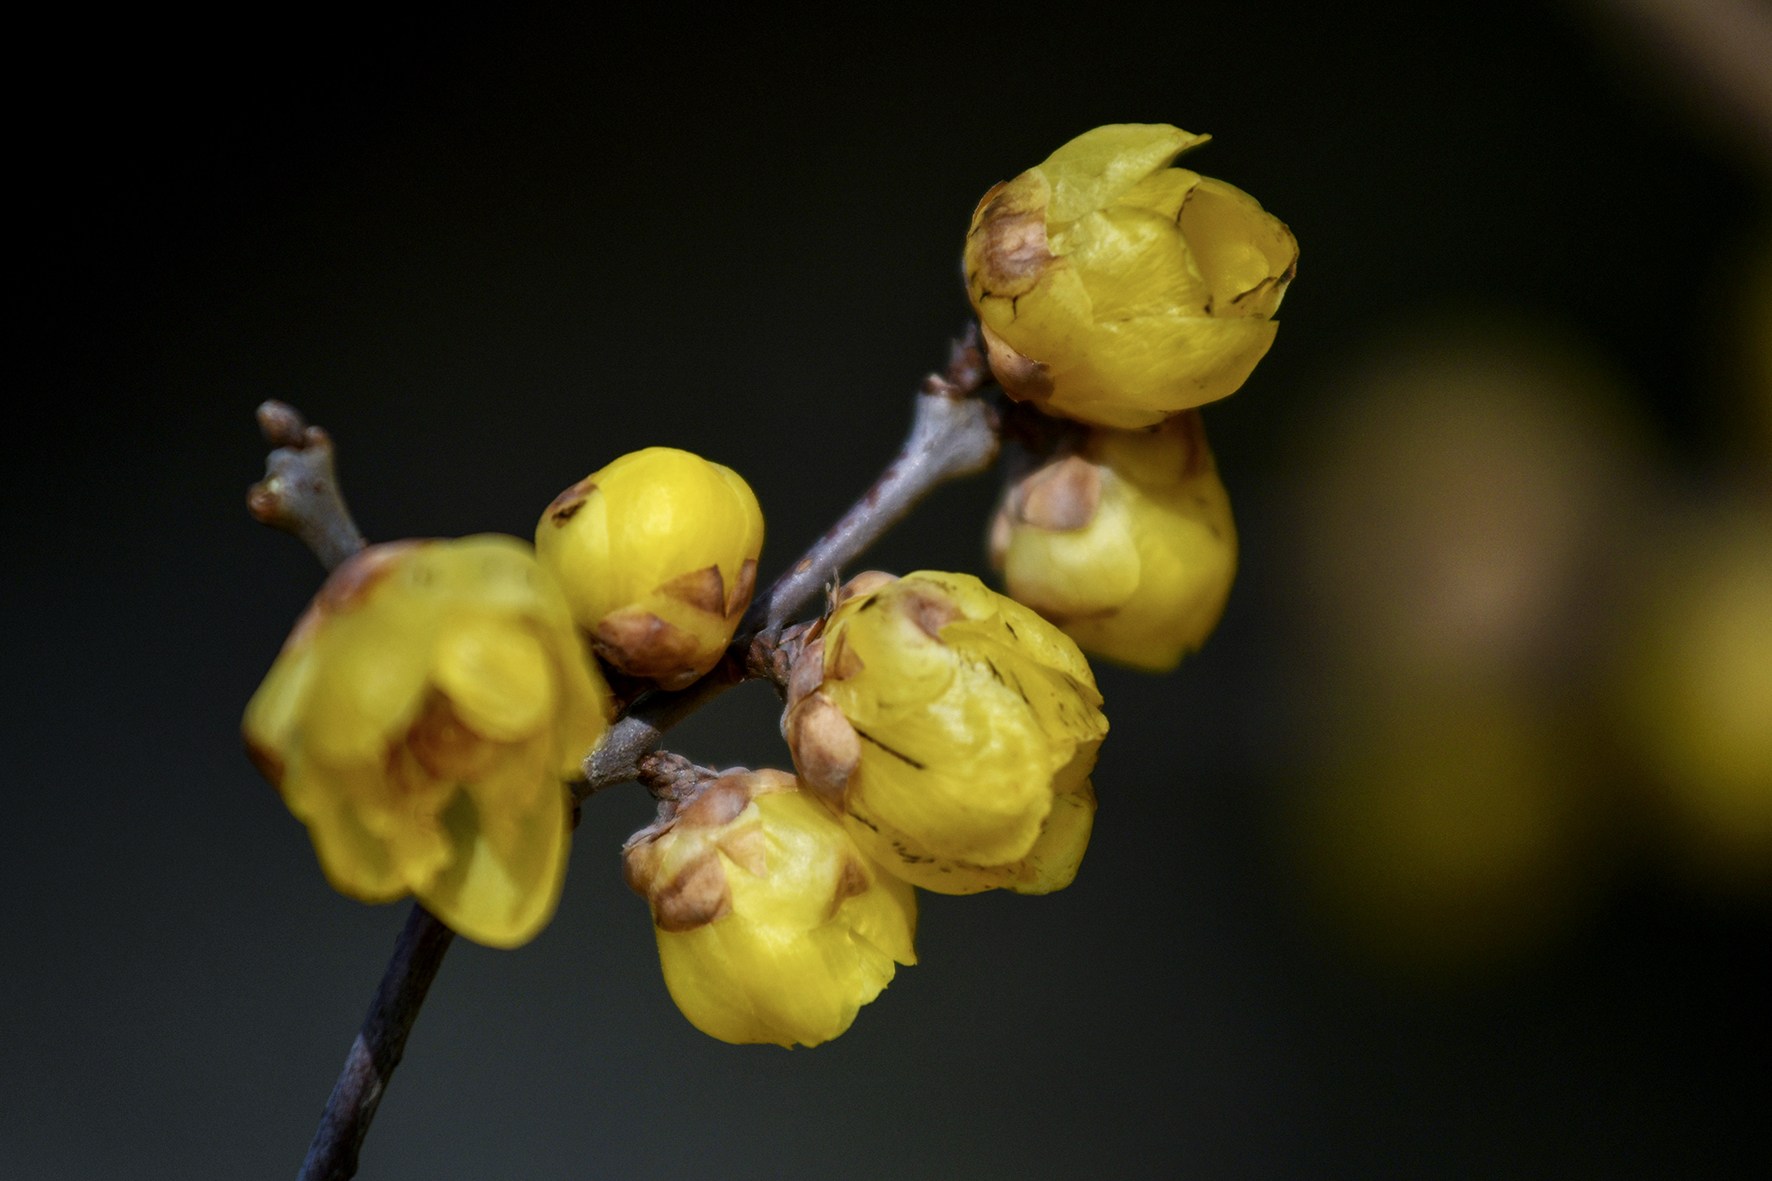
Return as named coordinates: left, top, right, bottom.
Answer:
left=431, top=615, right=555, bottom=742
left=1180, top=177, right=1298, bottom=319
left=422, top=743, right=571, bottom=949
left=1010, top=780, right=1097, bottom=894
left=1039, top=124, right=1208, bottom=224
left=1051, top=206, right=1207, bottom=323
left=283, top=759, right=409, bottom=904
left=1117, top=167, right=1202, bottom=221
left=1003, top=488, right=1142, bottom=619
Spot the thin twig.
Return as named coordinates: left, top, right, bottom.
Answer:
left=250, top=403, right=455, bottom=1181
left=578, top=327, right=996, bottom=799
left=253, top=325, right=996, bottom=1178
left=249, top=401, right=368, bottom=570
left=297, top=904, right=455, bottom=1181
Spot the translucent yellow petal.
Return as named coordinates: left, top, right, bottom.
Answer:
left=1003, top=490, right=1142, bottom=618
left=431, top=616, right=555, bottom=742
left=1051, top=206, right=1207, bottom=323
left=715, top=918, right=856, bottom=1046
left=535, top=481, right=614, bottom=626
left=976, top=257, right=1094, bottom=371
left=847, top=663, right=1054, bottom=865
left=1065, top=488, right=1236, bottom=671
left=284, top=759, right=408, bottom=904
left=1054, top=419, right=1238, bottom=670
left=1117, top=167, right=1201, bottom=221
left=822, top=592, right=956, bottom=728
left=241, top=644, right=317, bottom=772
left=1010, top=780, right=1098, bottom=894
left=422, top=747, right=570, bottom=949
left=1038, top=124, right=1208, bottom=224
left=1054, top=313, right=1280, bottom=426
left=841, top=863, right=918, bottom=965
left=985, top=593, right=1102, bottom=693
left=550, top=628, right=613, bottom=779
left=1180, top=177, right=1298, bottom=319
left=299, top=610, right=434, bottom=766
left=657, top=924, right=772, bottom=1044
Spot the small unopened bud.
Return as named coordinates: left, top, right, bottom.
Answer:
left=623, top=768, right=916, bottom=1047
left=536, top=447, right=764, bottom=689
left=991, top=411, right=1236, bottom=671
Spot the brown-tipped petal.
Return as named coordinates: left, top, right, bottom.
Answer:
left=592, top=608, right=704, bottom=688
left=543, top=476, right=597, bottom=525
left=785, top=638, right=826, bottom=715
left=716, top=823, right=769, bottom=878
left=658, top=564, right=726, bottom=615
left=725, top=558, right=758, bottom=619
left=980, top=323, right=1055, bottom=405
left=826, top=857, right=871, bottom=918
left=825, top=632, right=866, bottom=681
left=970, top=180, right=1057, bottom=299
left=789, top=693, right=862, bottom=808
left=244, top=736, right=286, bottom=789
left=676, top=773, right=755, bottom=829
left=622, top=836, right=664, bottom=896
left=837, top=570, right=899, bottom=603
left=901, top=587, right=964, bottom=641
left=654, top=851, right=733, bottom=933
left=1018, top=456, right=1102, bottom=531
left=315, top=540, right=426, bottom=616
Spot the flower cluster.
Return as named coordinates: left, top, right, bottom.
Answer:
left=245, top=121, right=1291, bottom=1051
left=967, top=123, right=1288, bottom=668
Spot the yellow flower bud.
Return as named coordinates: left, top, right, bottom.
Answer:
left=990, top=411, right=1236, bottom=671
left=782, top=572, right=1108, bottom=895
left=623, top=768, right=917, bottom=1047
left=243, top=536, right=612, bottom=948
left=965, top=123, right=1298, bottom=429
left=535, top=447, right=765, bottom=689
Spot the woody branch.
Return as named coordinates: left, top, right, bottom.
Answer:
left=249, top=325, right=995, bottom=1181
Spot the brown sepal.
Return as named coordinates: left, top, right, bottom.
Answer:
left=785, top=637, right=825, bottom=715
left=676, top=772, right=755, bottom=829
left=900, top=587, right=963, bottom=641
left=658, top=564, right=726, bottom=615
left=980, top=323, right=1055, bottom=405
left=725, top=558, right=758, bottom=619
left=1016, top=455, right=1102, bottom=532
left=787, top=692, right=861, bottom=809
left=653, top=851, right=733, bottom=933
left=592, top=608, right=706, bottom=689
left=543, top=477, right=597, bottom=526
left=826, top=857, right=871, bottom=918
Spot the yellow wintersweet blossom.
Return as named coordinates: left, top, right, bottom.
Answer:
left=623, top=768, right=917, bottom=1047
left=966, top=123, right=1297, bottom=428
left=536, top=447, right=764, bottom=689
left=243, top=536, right=612, bottom=948
left=782, top=571, right=1108, bottom=894
left=991, top=411, right=1236, bottom=671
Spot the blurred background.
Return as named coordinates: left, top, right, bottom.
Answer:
left=6, top=1, right=1769, bottom=1177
